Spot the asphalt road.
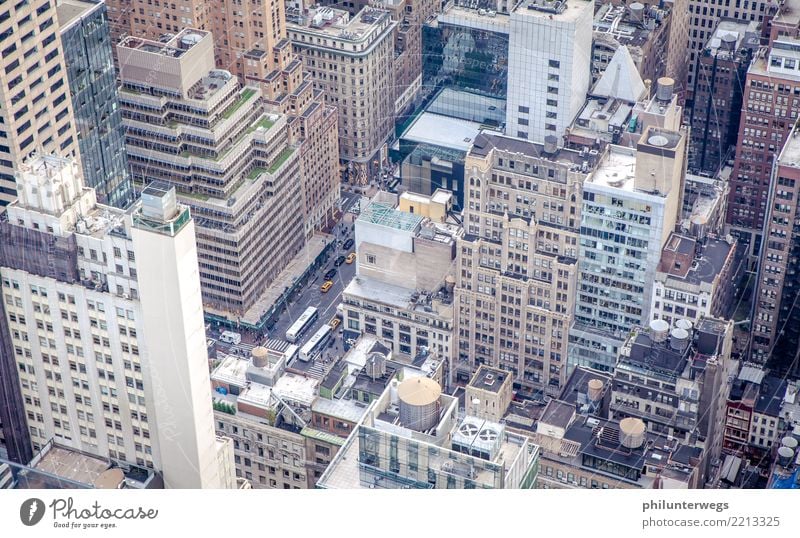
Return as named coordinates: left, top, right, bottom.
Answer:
left=268, top=218, right=358, bottom=355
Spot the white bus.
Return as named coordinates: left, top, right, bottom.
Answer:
left=285, top=307, right=318, bottom=343
left=299, top=325, right=332, bottom=362
left=284, top=344, right=299, bottom=363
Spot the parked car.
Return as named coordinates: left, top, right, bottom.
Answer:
left=329, top=317, right=342, bottom=330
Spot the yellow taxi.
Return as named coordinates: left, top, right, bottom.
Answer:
left=329, top=316, right=342, bottom=330
left=345, top=252, right=356, bottom=264
left=320, top=280, right=333, bottom=293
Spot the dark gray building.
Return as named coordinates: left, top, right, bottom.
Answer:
left=57, top=0, right=134, bottom=208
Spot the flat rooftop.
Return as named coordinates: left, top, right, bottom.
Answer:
left=469, top=366, right=509, bottom=394
left=539, top=400, right=576, bottom=430
left=312, top=397, right=368, bottom=423
left=290, top=6, right=392, bottom=41
left=589, top=145, right=637, bottom=191
left=56, top=0, right=99, bottom=29
left=403, top=113, right=482, bottom=152
left=470, top=132, right=587, bottom=168
left=512, top=0, right=593, bottom=22
left=658, top=234, right=735, bottom=286
left=33, top=445, right=109, bottom=486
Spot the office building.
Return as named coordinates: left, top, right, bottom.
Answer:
left=685, top=0, right=771, bottom=100
left=651, top=233, right=745, bottom=325
left=210, top=345, right=318, bottom=488
left=689, top=20, right=759, bottom=176
left=342, top=191, right=461, bottom=385
left=751, top=123, right=800, bottom=372
left=454, top=133, right=586, bottom=397
left=105, top=1, right=341, bottom=237
left=395, top=113, right=479, bottom=208
left=610, top=318, right=739, bottom=483
left=569, top=126, right=686, bottom=373
left=117, top=30, right=305, bottom=316
left=288, top=7, right=397, bottom=183
left=105, top=0, right=286, bottom=80
left=505, top=0, right=594, bottom=144
left=0, top=155, right=236, bottom=488
left=421, top=2, right=510, bottom=124
left=57, top=0, right=135, bottom=209
left=726, top=7, right=800, bottom=256
left=0, top=0, right=80, bottom=207
left=318, top=376, right=540, bottom=488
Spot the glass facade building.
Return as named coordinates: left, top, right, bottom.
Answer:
left=59, top=0, right=134, bottom=208
left=422, top=7, right=509, bottom=125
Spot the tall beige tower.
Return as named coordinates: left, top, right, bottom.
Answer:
left=0, top=0, right=80, bottom=206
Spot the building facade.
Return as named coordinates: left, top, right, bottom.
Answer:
left=0, top=155, right=235, bottom=488
left=57, top=0, right=135, bottom=209
left=455, top=133, right=585, bottom=398
left=569, top=127, right=686, bottom=373
left=0, top=0, right=80, bottom=206
left=117, top=30, right=305, bottom=315
left=689, top=20, right=759, bottom=176
left=726, top=8, right=800, bottom=257
left=751, top=123, right=800, bottom=373
left=288, top=7, right=397, bottom=184
left=505, top=0, right=593, bottom=145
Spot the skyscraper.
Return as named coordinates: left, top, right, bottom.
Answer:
left=569, top=127, right=686, bottom=372
left=57, top=0, right=135, bottom=208
left=505, top=0, right=594, bottom=145
left=726, top=4, right=800, bottom=258
left=0, top=0, right=80, bottom=206
left=454, top=133, right=585, bottom=398
left=0, top=154, right=236, bottom=488
left=117, top=29, right=305, bottom=316
left=751, top=123, right=800, bottom=375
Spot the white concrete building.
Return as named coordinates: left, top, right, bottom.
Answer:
left=506, top=0, right=594, bottom=145
left=0, top=155, right=236, bottom=488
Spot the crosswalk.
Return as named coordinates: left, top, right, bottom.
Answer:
left=304, top=362, right=327, bottom=380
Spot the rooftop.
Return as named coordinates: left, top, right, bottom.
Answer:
left=593, top=2, right=669, bottom=50
left=56, top=0, right=99, bottom=29
left=588, top=145, right=637, bottom=191
left=119, top=28, right=211, bottom=59
left=289, top=6, right=393, bottom=42
left=539, top=400, right=577, bottom=430
left=512, top=0, right=593, bottom=21
left=344, top=276, right=454, bottom=317
left=470, top=132, right=588, bottom=168
left=402, top=112, right=483, bottom=152
left=469, top=366, right=510, bottom=394
left=706, top=19, right=760, bottom=57
left=358, top=201, right=423, bottom=232
left=755, top=376, right=788, bottom=417
left=312, top=397, right=368, bottom=424
left=657, top=234, right=736, bottom=286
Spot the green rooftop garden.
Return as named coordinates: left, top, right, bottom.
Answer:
left=268, top=148, right=294, bottom=174
left=247, top=167, right=267, bottom=180
left=221, top=88, right=257, bottom=119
